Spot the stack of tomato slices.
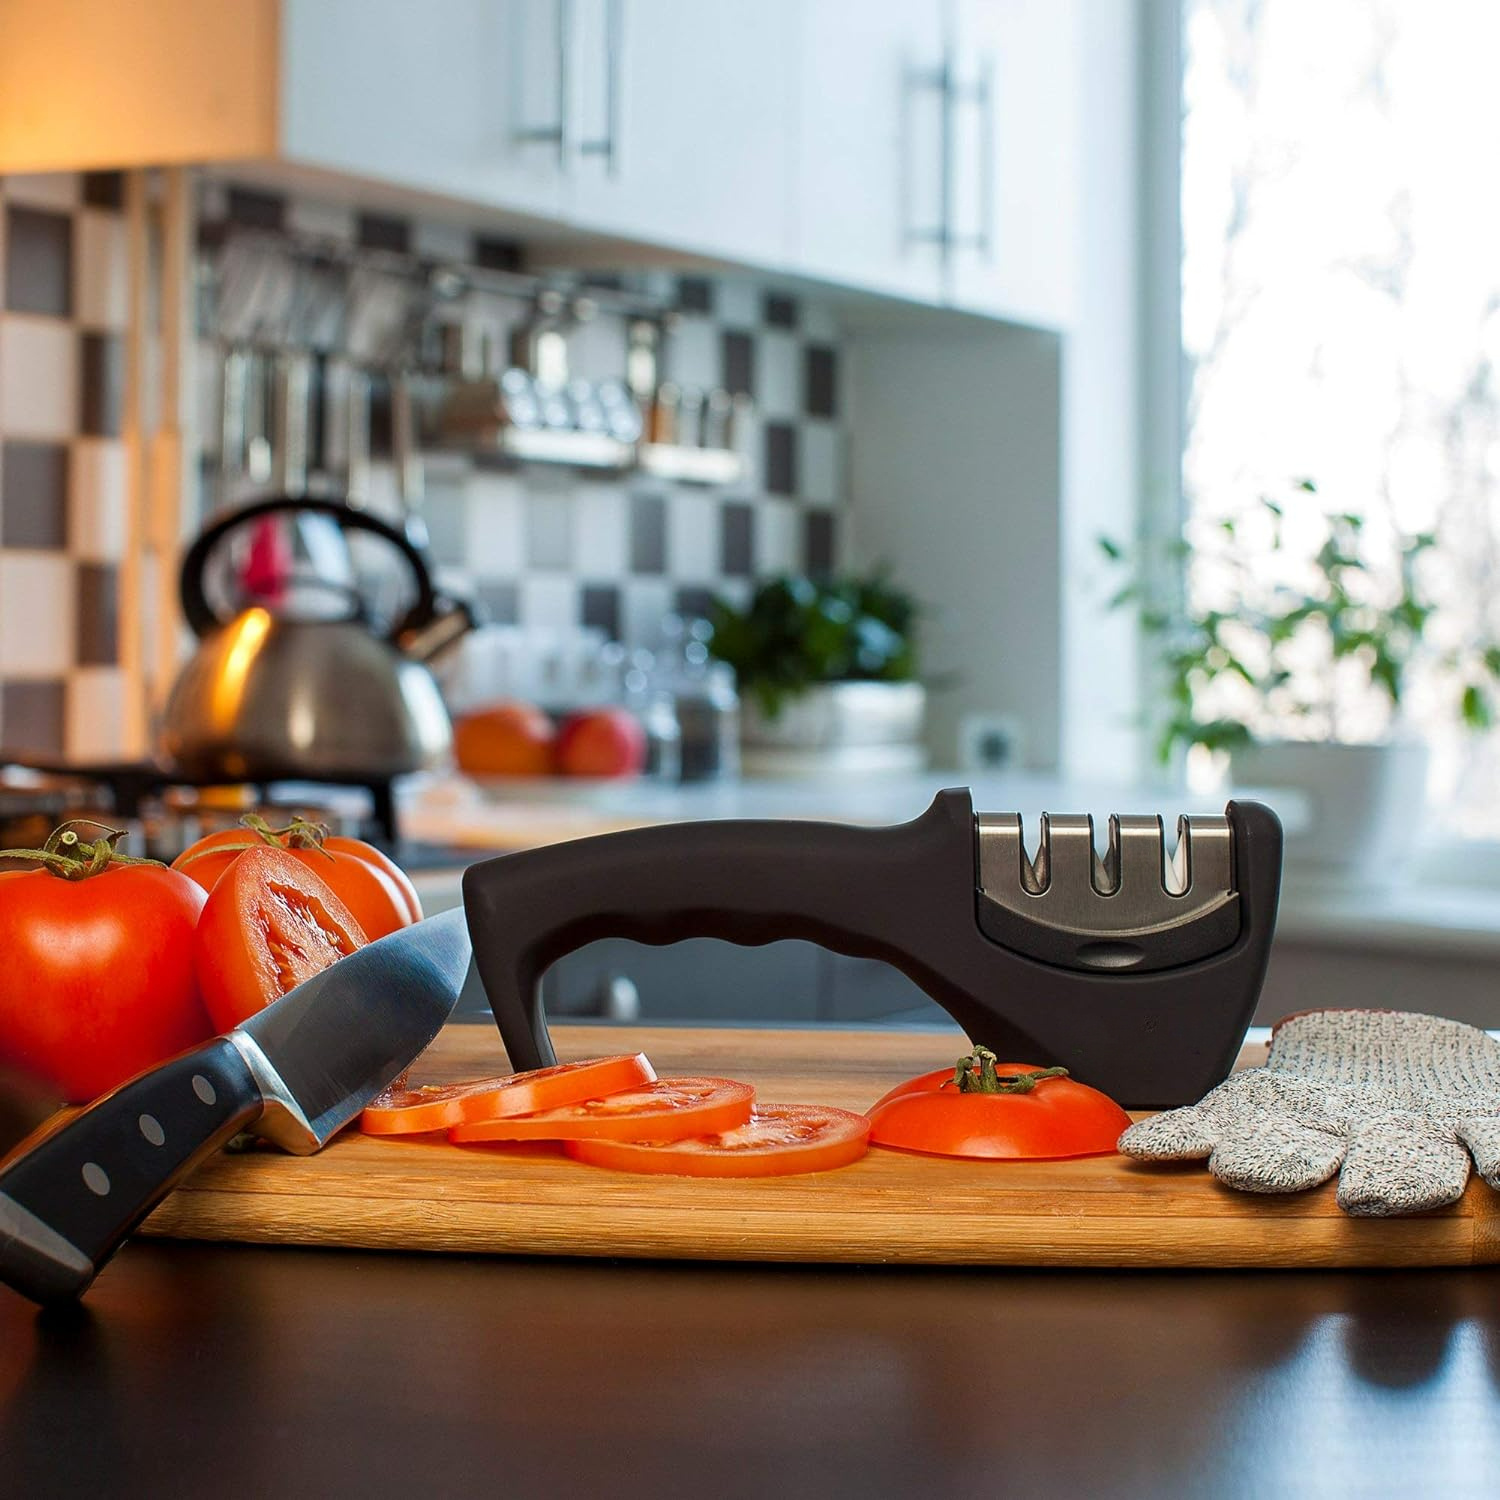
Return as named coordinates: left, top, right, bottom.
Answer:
left=359, top=1054, right=871, bottom=1177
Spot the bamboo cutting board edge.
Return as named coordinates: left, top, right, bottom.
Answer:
left=137, top=1022, right=1500, bottom=1270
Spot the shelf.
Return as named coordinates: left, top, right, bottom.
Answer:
left=440, top=427, right=746, bottom=485
left=637, top=444, right=746, bottom=486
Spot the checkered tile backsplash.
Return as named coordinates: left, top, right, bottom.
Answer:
left=0, top=170, right=846, bottom=758
left=0, top=171, right=129, bottom=760
left=195, top=177, right=847, bottom=656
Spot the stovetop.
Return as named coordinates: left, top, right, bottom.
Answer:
left=0, top=757, right=474, bottom=869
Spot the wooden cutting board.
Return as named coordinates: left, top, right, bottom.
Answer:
left=139, top=1023, right=1500, bottom=1269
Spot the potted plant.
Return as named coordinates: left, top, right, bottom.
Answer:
left=707, top=572, right=925, bottom=776
left=1103, top=483, right=1500, bottom=876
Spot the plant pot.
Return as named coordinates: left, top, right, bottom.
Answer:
left=1229, top=739, right=1430, bottom=884
left=739, top=682, right=927, bottom=778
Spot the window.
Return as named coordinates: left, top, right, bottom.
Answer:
left=1179, top=0, right=1500, bottom=832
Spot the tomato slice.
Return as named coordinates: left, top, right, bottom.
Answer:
left=360, top=1053, right=658, bottom=1135
left=866, top=1057, right=1131, bottom=1160
left=192, top=846, right=368, bottom=1031
left=449, top=1077, right=753, bottom=1143
left=565, top=1103, right=871, bottom=1177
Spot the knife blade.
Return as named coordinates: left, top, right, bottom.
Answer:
left=0, top=907, right=470, bottom=1306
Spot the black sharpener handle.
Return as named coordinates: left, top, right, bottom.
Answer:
left=465, top=790, right=982, bottom=1074
left=0, top=1037, right=263, bottom=1304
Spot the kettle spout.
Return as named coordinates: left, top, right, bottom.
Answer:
left=398, top=597, right=480, bottom=665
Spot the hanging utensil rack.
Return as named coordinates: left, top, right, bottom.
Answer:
left=201, top=224, right=748, bottom=489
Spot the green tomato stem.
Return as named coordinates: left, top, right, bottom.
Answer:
left=948, top=1046, right=1068, bottom=1095
left=0, top=820, right=162, bottom=879
left=174, top=812, right=337, bottom=868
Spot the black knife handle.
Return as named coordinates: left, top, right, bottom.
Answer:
left=0, top=1037, right=263, bottom=1304
left=465, top=790, right=976, bottom=1074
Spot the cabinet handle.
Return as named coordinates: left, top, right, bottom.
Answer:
left=905, top=51, right=993, bottom=261
left=514, top=0, right=573, bottom=169
left=577, top=0, right=622, bottom=175
left=905, top=53, right=956, bottom=255
left=969, top=59, right=995, bottom=258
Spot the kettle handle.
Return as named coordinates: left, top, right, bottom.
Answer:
left=179, top=495, right=439, bottom=643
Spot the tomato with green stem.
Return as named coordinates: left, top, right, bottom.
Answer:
left=866, top=1047, right=1131, bottom=1160
left=172, top=814, right=420, bottom=940
left=0, top=823, right=211, bottom=1102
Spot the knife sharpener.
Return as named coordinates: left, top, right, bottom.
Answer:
left=463, top=789, right=1282, bottom=1108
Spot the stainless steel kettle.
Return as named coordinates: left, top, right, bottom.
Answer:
left=161, top=496, right=472, bottom=783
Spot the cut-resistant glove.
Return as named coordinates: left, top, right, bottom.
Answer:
left=1117, top=1009, right=1500, bottom=1216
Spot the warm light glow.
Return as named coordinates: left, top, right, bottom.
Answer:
left=210, top=607, right=272, bottom=728
left=287, top=691, right=317, bottom=751
left=0, top=0, right=277, bottom=173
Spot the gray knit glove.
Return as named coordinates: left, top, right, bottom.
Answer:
left=1118, top=1010, right=1500, bottom=1216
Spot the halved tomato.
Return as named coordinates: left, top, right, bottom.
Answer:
left=565, top=1102, right=871, bottom=1177
left=193, top=845, right=368, bottom=1031
left=866, top=1047, right=1130, bottom=1160
left=360, top=1053, right=658, bottom=1135
left=173, top=819, right=420, bottom=940
left=449, top=1077, right=753, bottom=1144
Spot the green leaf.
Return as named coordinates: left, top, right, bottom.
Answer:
left=704, top=571, right=921, bottom=702
left=1224, top=654, right=1258, bottom=686
left=1097, top=535, right=1124, bottom=561
left=1463, top=684, right=1492, bottom=730
left=1267, top=604, right=1315, bottom=644
left=1369, top=647, right=1402, bottom=704
left=1190, top=718, right=1254, bottom=753
left=1394, top=600, right=1431, bottom=633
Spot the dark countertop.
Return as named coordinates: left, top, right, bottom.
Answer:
left=3, top=1242, right=1498, bottom=1499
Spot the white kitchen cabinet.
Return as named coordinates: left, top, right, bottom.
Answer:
left=562, top=0, right=799, bottom=268
left=0, top=0, right=572, bottom=225
left=288, top=0, right=800, bottom=268
left=281, top=0, right=567, bottom=225
left=792, top=0, right=949, bottom=303
left=791, top=0, right=1080, bottom=326
left=943, top=0, right=1080, bottom=327
left=0, top=0, right=1080, bottom=329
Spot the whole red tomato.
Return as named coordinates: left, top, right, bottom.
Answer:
left=452, top=700, right=556, bottom=776
left=0, top=863, right=211, bottom=1103
left=172, top=818, right=421, bottom=940
left=555, top=708, right=647, bottom=778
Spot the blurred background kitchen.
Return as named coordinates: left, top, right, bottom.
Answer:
left=1, top=0, right=1498, bottom=1033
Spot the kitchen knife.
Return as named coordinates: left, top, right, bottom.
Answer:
left=0, top=907, right=470, bottom=1306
